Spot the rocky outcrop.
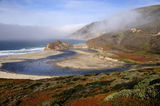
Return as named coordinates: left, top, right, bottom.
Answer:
left=44, top=40, right=73, bottom=50
left=130, top=28, right=142, bottom=33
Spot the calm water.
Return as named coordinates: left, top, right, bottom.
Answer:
left=0, top=49, right=132, bottom=76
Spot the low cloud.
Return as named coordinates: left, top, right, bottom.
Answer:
left=59, top=24, right=85, bottom=33
left=85, top=9, right=154, bottom=34
left=0, top=23, right=85, bottom=41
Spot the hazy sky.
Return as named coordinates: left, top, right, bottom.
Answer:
left=0, top=0, right=159, bottom=40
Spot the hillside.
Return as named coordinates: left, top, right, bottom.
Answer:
left=1, top=66, right=160, bottom=106
left=70, top=5, right=160, bottom=40
left=69, top=22, right=101, bottom=40
left=86, top=18, right=160, bottom=53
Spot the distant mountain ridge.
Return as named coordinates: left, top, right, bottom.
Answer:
left=70, top=5, right=160, bottom=40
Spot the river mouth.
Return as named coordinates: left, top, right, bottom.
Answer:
left=0, top=48, right=156, bottom=76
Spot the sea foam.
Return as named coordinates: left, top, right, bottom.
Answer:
left=0, top=47, right=44, bottom=57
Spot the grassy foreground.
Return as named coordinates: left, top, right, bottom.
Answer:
left=1, top=66, right=160, bottom=106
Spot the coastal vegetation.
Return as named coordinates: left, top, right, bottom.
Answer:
left=1, top=65, right=160, bottom=105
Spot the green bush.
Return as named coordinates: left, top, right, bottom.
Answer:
left=104, top=76, right=160, bottom=102
left=134, top=75, right=160, bottom=89
left=104, top=92, right=119, bottom=102
left=122, top=59, right=137, bottom=63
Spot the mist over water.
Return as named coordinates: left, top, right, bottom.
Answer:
left=0, top=24, right=63, bottom=41
left=0, top=23, right=85, bottom=41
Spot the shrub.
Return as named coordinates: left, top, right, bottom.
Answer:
left=104, top=76, right=160, bottom=103
left=134, top=75, right=160, bottom=89
left=122, top=59, right=137, bottom=63
left=104, top=92, right=119, bottom=101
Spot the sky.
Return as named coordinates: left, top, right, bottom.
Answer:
left=0, top=0, right=159, bottom=40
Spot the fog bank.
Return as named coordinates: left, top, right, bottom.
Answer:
left=0, top=23, right=84, bottom=41
left=83, top=6, right=159, bottom=34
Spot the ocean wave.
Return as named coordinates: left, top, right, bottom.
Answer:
left=0, top=47, right=44, bottom=57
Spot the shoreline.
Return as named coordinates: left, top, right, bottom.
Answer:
left=0, top=70, right=56, bottom=80
left=0, top=48, right=125, bottom=80
left=0, top=50, right=62, bottom=80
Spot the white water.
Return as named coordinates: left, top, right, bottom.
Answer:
left=0, top=47, right=44, bottom=57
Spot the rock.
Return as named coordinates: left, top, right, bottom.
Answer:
left=105, top=57, right=118, bottom=62
left=130, top=28, right=142, bottom=33
left=44, top=40, right=73, bottom=50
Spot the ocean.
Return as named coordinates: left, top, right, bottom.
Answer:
left=0, top=39, right=84, bottom=57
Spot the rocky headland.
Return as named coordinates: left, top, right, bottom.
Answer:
left=44, top=40, right=73, bottom=50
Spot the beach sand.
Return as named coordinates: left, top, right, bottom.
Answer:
left=0, top=70, right=54, bottom=80
left=0, top=48, right=124, bottom=80
left=53, top=49, right=124, bottom=70
left=0, top=50, right=61, bottom=80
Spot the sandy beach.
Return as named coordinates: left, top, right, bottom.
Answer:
left=0, top=70, right=54, bottom=80
left=0, top=50, right=62, bottom=80
left=0, top=48, right=124, bottom=80
left=53, top=49, right=124, bottom=70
